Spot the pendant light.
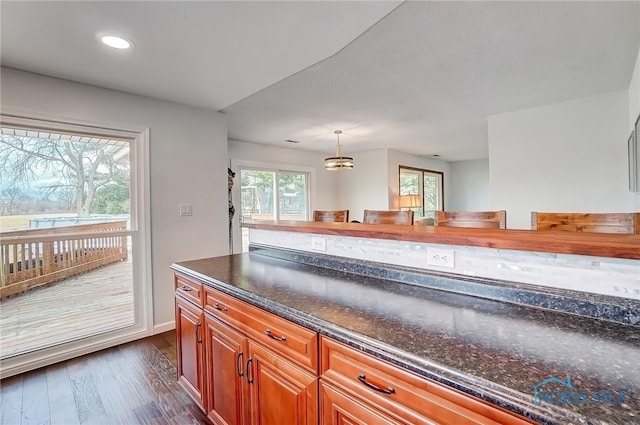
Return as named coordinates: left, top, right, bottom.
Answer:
left=324, top=130, right=354, bottom=170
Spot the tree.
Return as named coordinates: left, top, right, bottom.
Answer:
left=0, top=187, right=28, bottom=215
left=0, top=134, right=129, bottom=216
left=91, top=169, right=130, bottom=214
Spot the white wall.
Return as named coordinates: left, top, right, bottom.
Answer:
left=228, top=139, right=339, bottom=250
left=331, top=148, right=452, bottom=221
left=230, top=144, right=453, bottom=225
left=448, top=159, right=490, bottom=211
left=629, top=45, right=640, bottom=132
left=629, top=46, right=640, bottom=210
left=336, top=149, right=390, bottom=222
left=0, top=68, right=228, bottom=328
left=386, top=150, right=450, bottom=210
left=488, top=90, right=633, bottom=229
left=229, top=139, right=339, bottom=209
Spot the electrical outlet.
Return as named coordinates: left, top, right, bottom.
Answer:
left=427, top=248, right=455, bottom=268
left=311, top=237, right=327, bottom=251
left=179, top=204, right=192, bottom=216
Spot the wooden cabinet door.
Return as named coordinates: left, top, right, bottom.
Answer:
left=175, top=296, right=206, bottom=411
left=247, top=341, right=317, bottom=425
left=320, top=381, right=411, bottom=425
left=205, top=314, right=249, bottom=425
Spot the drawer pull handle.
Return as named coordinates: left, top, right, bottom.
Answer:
left=181, top=286, right=192, bottom=292
left=264, top=329, right=286, bottom=342
left=213, top=303, right=228, bottom=312
left=236, top=352, right=244, bottom=377
left=357, top=374, right=395, bottom=395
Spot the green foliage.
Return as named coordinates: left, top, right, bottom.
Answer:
left=240, top=169, right=307, bottom=218
left=91, top=182, right=130, bottom=214
left=399, top=167, right=442, bottom=219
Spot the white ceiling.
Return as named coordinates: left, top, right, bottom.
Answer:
left=2, top=1, right=639, bottom=161
left=0, top=1, right=400, bottom=109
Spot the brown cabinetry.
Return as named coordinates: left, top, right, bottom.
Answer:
left=204, top=314, right=248, bottom=425
left=321, top=337, right=533, bottom=425
left=321, top=381, right=406, bottom=425
left=174, top=272, right=534, bottom=425
left=175, top=294, right=205, bottom=411
left=247, top=341, right=317, bottom=425
left=176, top=273, right=319, bottom=425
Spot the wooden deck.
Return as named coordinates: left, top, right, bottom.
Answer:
left=0, top=257, right=134, bottom=360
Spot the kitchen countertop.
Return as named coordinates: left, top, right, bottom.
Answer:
left=172, top=249, right=640, bottom=425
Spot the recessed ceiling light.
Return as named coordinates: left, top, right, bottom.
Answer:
left=100, top=35, right=133, bottom=50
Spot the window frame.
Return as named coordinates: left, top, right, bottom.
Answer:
left=398, top=165, right=444, bottom=218
left=0, top=113, right=151, bottom=378
left=231, top=159, right=315, bottom=253
left=238, top=167, right=310, bottom=222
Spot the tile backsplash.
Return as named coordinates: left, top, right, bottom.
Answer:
left=249, top=229, right=640, bottom=300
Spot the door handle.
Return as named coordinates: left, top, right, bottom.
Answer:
left=246, top=358, right=253, bottom=384
left=236, top=352, right=244, bottom=377
left=196, top=323, right=202, bottom=344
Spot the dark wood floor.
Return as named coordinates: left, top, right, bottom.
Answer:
left=0, top=331, right=211, bottom=425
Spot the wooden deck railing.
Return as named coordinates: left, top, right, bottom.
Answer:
left=0, top=221, right=129, bottom=298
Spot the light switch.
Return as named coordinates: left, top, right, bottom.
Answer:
left=179, top=204, right=192, bottom=216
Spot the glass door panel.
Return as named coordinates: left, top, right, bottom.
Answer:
left=0, top=125, right=136, bottom=360
left=278, top=171, right=307, bottom=221
left=240, top=170, right=276, bottom=222
left=239, top=168, right=309, bottom=252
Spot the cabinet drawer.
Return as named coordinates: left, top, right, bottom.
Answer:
left=204, top=285, right=318, bottom=373
left=321, top=337, right=533, bottom=425
left=175, top=274, right=204, bottom=307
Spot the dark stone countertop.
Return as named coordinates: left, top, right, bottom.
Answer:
left=171, top=251, right=640, bottom=425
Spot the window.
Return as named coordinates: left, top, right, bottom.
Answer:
left=0, top=114, right=150, bottom=376
left=399, top=166, right=444, bottom=219
left=239, top=167, right=309, bottom=251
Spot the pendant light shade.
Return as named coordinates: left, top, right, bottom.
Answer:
left=324, top=130, right=354, bottom=170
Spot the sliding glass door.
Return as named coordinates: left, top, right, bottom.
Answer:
left=239, top=168, right=309, bottom=251
left=0, top=115, right=150, bottom=378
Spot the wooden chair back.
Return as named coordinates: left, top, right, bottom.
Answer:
left=435, top=210, right=506, bottom=229
left=531, top=212, right=640, bottom=234
left=313, top=210, right=349, bottom=223
left=363, top=210, right=414, bottom=225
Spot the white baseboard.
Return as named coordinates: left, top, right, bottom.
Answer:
left=153, top=320, right=175, bottom=334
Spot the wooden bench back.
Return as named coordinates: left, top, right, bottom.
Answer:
left=531, top=212, right=640, bottom=234
left=313, top=210, right=349, bottom=223
left=363, top=210, right=414, bottom=225
left=435, top=210, right=506, bottom=229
